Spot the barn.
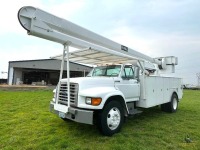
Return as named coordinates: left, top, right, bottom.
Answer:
left=8, top=59, right=92, bottom=85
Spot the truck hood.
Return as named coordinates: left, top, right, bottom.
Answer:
left=61, top=77, right=115, bottom=89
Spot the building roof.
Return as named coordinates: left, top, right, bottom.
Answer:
left=9, top=59, right=92, bottom=68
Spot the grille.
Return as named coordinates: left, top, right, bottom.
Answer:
left=58, top=82, right=78, bottom=106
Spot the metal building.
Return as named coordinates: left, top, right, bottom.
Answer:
left=8, top=59, right=92, bottom=85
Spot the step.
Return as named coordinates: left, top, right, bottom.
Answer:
left=129, top=109, right=143, bottom=115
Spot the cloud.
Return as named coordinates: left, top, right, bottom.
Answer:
left=0, top=0, right=86, bottom=78
left=105, top=23, right=200, bottom=85
left=48, top=0, right=85, bottom=19
left=0, top=40, right=61, bottom=77
left=0, top=0, right=85, bottom=35
left=0, top=0, right=199, bottom=85
left=131, top=0, right=200, bottom=35
left=0, top=0, right=43, bottom=35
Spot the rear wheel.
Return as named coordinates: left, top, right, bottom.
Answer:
left=98, top=101, right=124, bottom=136
left=161, top=93, right=178, bottom=113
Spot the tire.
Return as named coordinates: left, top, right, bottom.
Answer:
left=98, top=101, right=124, bottom=136
left=161, top=93, right=178, bottom=113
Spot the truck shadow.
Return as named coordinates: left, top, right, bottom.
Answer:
left=58, top=106, right=173, bottom=137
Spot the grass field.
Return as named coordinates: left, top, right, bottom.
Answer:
left=0, top=89, right=200, bottom=150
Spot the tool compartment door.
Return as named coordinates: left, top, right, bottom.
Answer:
left=137, top=76, right=177, bottom=108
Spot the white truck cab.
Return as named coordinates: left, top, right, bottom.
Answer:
left=18, top=6, right=183, bottom=136
left=50, top=64, right=141, bottom=135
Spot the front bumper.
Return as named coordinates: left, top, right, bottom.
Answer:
left=50, top=102, right=93, bottom=125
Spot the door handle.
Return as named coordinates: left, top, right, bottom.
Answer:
left=115, top=80, right=120, bottom=83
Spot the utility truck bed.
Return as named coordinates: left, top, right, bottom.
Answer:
left=137, top=76, right=182, bottom=108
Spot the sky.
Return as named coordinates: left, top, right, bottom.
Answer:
left=0, top=0, right=199, bottom=85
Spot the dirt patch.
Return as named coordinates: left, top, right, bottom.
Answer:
left=0, top=84, right=55, bottom=91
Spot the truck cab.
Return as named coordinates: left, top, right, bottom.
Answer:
left=50, top=64, right=141, bottom=135
left=87, top=64, right=140, bottom=101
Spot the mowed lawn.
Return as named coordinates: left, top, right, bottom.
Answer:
left=0, top=89, right=200, bottom=150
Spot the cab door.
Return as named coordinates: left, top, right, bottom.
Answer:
left=114, top=65, right=140, bottom=102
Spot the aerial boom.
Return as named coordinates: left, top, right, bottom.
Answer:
left=18, top=6, right=178, bottom=73
left=18, top=6, right=159, bottom=64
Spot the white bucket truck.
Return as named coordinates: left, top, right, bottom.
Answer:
left=18, top=6, right=183, bottom=136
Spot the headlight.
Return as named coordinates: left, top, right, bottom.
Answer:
left=53, top=89, right=56, bottom=98
left=85, top=97, right=102, bottom=106
left=85, top=97, right=92, bottom=104
left=52, top=88, right=57, bottom=102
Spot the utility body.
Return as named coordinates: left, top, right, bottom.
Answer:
left=18, top=6, right=183, bottom=136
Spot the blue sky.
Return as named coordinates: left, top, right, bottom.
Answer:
left=0, top=0, right=199, bottom=85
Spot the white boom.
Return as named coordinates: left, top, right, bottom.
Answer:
left=18, top=6, right=178, bottom=72
left=18, top=6, right=167, bottom=65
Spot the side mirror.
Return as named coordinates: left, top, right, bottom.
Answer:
left=134, top=67, right=139, bottom=80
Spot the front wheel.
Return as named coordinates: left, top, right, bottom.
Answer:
left=97, top=101, right=124, bottom=136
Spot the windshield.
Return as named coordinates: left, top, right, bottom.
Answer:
left=89, top=65, right=121, bottom=77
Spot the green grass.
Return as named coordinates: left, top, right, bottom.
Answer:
left=0, top=89, right=200, bottom=150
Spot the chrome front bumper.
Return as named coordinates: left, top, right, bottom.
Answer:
left=50, top=102, right=93, bottom=125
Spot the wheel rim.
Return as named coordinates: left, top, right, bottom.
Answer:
left=172, top=97, right=178, bottom=110
left=107, top=107, right=121, bottom=130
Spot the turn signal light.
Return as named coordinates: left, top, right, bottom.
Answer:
left=91, top=98, right=102, bottom=106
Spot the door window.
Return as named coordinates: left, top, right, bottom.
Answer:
left=121, top=66, right=134, bottom=79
